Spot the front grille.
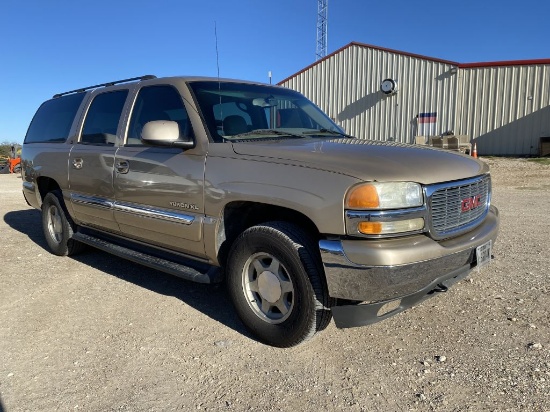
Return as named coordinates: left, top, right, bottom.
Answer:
left=427, top=175, right=491, bottom=239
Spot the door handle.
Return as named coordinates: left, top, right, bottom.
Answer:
left=72, top=158, right=83, bottom=169
left=116, top=160, right=129, bottom=174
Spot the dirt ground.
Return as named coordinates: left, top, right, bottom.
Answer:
left=1, top=157, right=549, bottom=412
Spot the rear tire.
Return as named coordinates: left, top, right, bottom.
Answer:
left=41, top=191, right=85, bottom=256
left=227, top=222, right=332, bottom=347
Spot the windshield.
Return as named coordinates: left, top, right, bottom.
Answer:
left=188, top=81, right=345, bottom=142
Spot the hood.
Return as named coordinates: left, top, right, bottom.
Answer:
left=231, top=138, right=488, bottom=185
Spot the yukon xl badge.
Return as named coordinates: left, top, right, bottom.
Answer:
left=461, top=195, right=482, bottom=212
left=170, top=201, right=199, bottom=211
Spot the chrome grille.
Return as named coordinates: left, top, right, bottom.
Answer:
left=427, top=175, right=491, bottom=239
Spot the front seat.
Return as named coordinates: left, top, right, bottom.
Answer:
left=223, top=115, right=248, bottom=136
left=278, top=109, right=303, bottom=128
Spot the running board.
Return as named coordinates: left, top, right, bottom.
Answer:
left=71, top=232, right=221, bottom=284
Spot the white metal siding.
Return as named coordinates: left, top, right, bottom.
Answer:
left=282, top=44, right=458, bottom=144
left=458, top=65, right=550, bottom=155
left=281, top=43, right=550, bottom=155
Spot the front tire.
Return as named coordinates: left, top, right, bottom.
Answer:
left=41, top=191, right=85, bottom=256
left=227, top=222, right=332, bottom=347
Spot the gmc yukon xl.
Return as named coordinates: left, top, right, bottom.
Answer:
left=21, top=75, right=499, bottom=347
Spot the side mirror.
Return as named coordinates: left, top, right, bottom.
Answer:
left=252, top=96, right=277, bottom=108
left=141, top=120, right=195, bottom=149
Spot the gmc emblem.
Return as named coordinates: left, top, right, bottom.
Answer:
left=461, top=195, right=482, bottom=212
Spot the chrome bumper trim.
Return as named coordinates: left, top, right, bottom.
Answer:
left=331, top=265, right=472, bottom=329
left=320, top=239, right=474, bottom=302
left=22, top=181, right=35, bottom=191
left=320, top=205, right=499, bottom=303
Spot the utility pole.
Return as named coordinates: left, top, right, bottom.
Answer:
left=316, top=0, right=328, bottom=61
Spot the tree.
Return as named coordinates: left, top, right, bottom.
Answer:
left=0, top=141, right=21, bottom=158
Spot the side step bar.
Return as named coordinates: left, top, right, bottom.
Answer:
left=71, top=232, right=221, bottom=284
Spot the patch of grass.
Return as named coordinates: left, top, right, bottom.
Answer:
left=527, top=158, right=550, bottom=165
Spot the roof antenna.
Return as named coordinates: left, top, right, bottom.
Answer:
left=214, top=21, right=221, bottom=81
left=215, top=22, right=224, bottom=138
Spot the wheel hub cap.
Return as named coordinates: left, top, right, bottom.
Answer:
left=257, top=271, right=282, bottom=303
left=242, top=252, right=295, bottom=324
left=48, top=206, right=63, bottom=243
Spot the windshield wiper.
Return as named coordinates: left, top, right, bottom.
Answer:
left=303, top=129, right=355, bottom=139
left=224, top=129, right=305, bottom=140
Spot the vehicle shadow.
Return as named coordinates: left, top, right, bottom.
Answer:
left=3, top=209, right=49, bottom=250
left=3, top=209, right=254, bottom=343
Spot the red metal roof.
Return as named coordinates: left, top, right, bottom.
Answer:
left=459, top=59, right=550, bottom=68
left=278, top=41, right=550, bottom=85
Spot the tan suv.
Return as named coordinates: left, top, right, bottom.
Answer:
left=21, top=75, right=499, bottom=347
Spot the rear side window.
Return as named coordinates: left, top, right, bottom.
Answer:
left=81, top=90, right=128, bottom=145
left=24, top=93, right=85, bottom=143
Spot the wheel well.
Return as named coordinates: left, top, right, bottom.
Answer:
left=217, top=201, right=320, bottom=267
left=37, top=177, right=61, bottom=201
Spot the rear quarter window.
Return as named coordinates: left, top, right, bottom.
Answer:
left=24, top=93, right=85, bottom=143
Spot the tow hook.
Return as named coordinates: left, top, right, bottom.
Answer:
left=432, top=283, right=448, bottom=293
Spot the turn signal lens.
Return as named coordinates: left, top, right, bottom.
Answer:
left=358, top=222, right=383, bottom=234
left=346, top=182, right=423, bottom=210
left=358, top=218, right=425, bottom=235
left=347, top=185, right=379, bottom=208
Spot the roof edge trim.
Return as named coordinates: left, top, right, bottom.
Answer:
left=278, top=41, right=550, bottom=85
left=459, top=59, right=550, bottom=68
left=278, top=41, right=459, bottom=85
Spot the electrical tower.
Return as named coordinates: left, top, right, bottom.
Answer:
left=316, top=0, right=328, bottom=60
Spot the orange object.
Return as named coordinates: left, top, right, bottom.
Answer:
left=358, top=221, right=383, bottom=235
left=347, top=184, right=380, bottom=209
left=472, top=143, right=478, bottom=158
left=9, top=157, right=21, bottom=173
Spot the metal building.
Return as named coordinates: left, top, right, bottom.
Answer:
left=279, top=42, right=550, bottom=156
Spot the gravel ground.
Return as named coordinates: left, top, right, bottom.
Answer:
left=0, top=157, right=549, bottom=412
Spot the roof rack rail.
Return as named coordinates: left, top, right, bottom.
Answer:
left=53, top=75, right=156, bottom=98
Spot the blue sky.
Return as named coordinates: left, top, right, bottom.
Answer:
left=1, top=0, right=549, bottom=144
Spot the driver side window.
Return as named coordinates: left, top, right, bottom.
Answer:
left=127, top=85, right=193, bottom=145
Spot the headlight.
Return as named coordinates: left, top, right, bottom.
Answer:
left=345, top=182, right=425, bottom=237
left=346, top=182, right=423, bottom=210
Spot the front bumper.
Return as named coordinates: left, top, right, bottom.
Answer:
left=320, top=205, right=499, bottom=328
